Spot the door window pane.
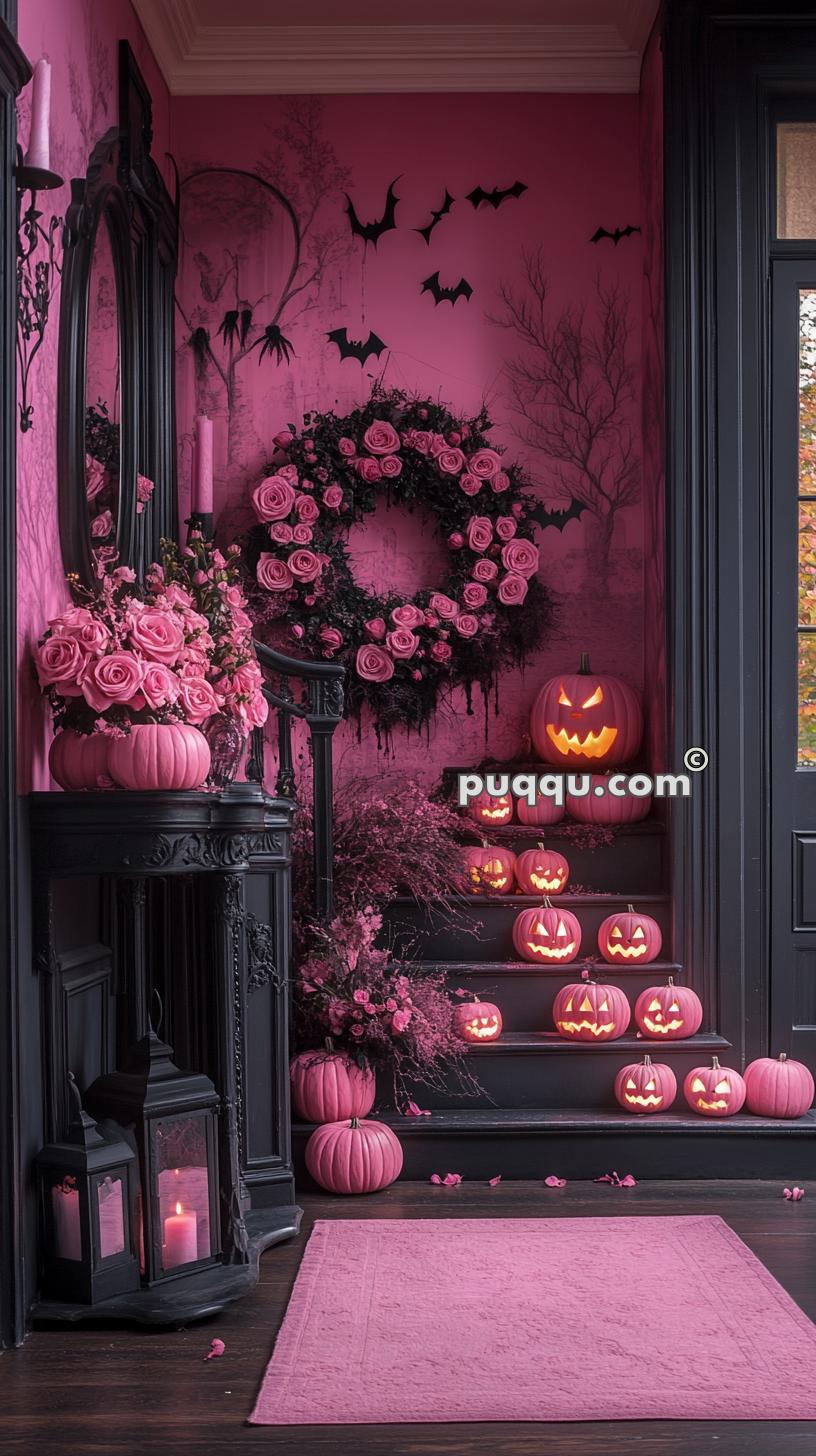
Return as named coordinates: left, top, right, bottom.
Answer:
left=778, top=124, right=816, bottom=238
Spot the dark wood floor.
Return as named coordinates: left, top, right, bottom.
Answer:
left=3, top=1180, right=816, bottom=1455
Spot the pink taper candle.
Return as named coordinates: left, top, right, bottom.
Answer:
left=25, top=59, right=51, bottom=171
left=193, top=415, right=213, bottom=515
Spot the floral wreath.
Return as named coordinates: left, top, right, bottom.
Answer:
left=243, top=387, right=555, bottom=733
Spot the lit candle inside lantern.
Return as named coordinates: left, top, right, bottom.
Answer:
left=25, top=58, right=52, bottom=172
left=163, top=1201, right=197, bottom=1269
left=51, top=1180, right=81, bottom=1260
left=193, top=415, right=213, bottom=515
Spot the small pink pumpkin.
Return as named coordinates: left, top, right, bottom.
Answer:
left=566, top=774, right=652, bottom=824
left=305, top=1117, right=403, bottom=1194
left=744, top=1053, right=815, bottom=1119
left=683, top=1057, right=746, bottom=1117
left=107, top=723, right=211, bottom=791
left=290, top=1049, right=376, bottom=1123
left=49, top=730, right=111, bottom=790
left=467, top=789, right=514, bottom=828
left=515, top=795, right=565, bottom=827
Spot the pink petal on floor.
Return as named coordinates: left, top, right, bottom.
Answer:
left=594, top=1173, right=615, bottom=1185
left=204, top=1338, right=225, bottom=1360
left=544, top=1175, right=567, bottom=1188
left=620, top=1174, right=637, bottom=1187
left=488, top=1175, right=502, bottom=1187
left=403, top=1101, right=431, bottom=1117
left=430, top=1174, right=443, bottom=1185
left=442, top=1173, right=463, bottom=1186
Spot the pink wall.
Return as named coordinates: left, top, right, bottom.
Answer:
left=16, top=0, right=171, bottom=792
left=173, top=92, right=648, bottom=787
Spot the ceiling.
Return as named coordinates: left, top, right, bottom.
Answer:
left=131, top=0, right=659, bottom=95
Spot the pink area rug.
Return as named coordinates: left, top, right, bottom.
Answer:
left=250, top=1215, right=816, bottom=1424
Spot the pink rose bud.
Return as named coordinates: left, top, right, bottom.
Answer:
left=291, top=624, right=304, bottom=640
left=448, top=531, right=464, bottom=549
left=418, top=408, right=428, bottom=420
left=273, top=430, right=293, bottom=447
left=512, top=502, right=523, bottom=516
left=448, top=431, right=461, bottom=445
left=412, top=669, right=422, bottom=681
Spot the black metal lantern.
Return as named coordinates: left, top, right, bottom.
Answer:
left=36, top=1074, right=140, bottom=1304
left=87, top=1024, right=221, bottom=1285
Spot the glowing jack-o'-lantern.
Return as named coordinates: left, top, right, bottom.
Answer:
left=598, top=904, right=662, bottom=965
left=461, top=844, right=516, bottom=896
left=512, top=900, right=581, bottom=964
left=683, top=1057, right=746, bottom=1117
left=552, top=980, right=631, bottom=1041
left=743, top=1053, right=815, bottom=1119
left=453, top=998, right=503, bottom=1044
left=614, top=1054, right=677, bottom=1113
left=530, top=653, right=643, bottom=769
left=468, top=790, right=514, bottom=828
left=514, top=844, right=570, bottom=896
left=634, top=978, right=703, bottom=1040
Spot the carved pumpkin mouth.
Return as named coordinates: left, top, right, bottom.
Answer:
left=465, top=1016, right=501, bottom=1040
left=642, top=1017, right=684, bottom=1034
left=527, top=941, right=577, bottom=960
left=478, top=805, right=512, bottom=820
left=529, top=872, right=566, bottom=891
left=484, top=875, right=508, bottom=889
left=556, top=1019, right=615, bottom=1036
left=545, top=724, right=618, bottom=759
left=624, top=1092, right=663, bottom=1107
left=695, top=1097, right=728, bottom=1111
left=605, top=943, right=648, bottom=959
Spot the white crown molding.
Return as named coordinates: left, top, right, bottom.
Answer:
left=131, top=9, right=652, bottom=94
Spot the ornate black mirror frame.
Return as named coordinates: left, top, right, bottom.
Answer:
left=57, top=41, right=178, bottom=587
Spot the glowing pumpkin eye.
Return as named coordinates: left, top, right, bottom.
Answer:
left=644, top=1078, right=656, bottom=1091
left=632, top=926, right=645, bottom=940
left=714, top=1079, right=730, bottom=1095
left=556, top=920, right=568, bottom=937
left=648, top=998, right=661, bottom=1012
left=581, top=685, right=604, bottom=708
left=579, top=994, right=593, bottom=1012
left=564, top=997, right=574, bottom=1013
left=626, top=1078, right=637, bottom=1090
left=534, top=921, right=549, bottom=937
left=691, top=1077, right=706, bottom=1093
left=610, top=926, right=622, bottom=938
left=598, top=998, right=610, bottom=1012
left=668, top=1001, right=680, bottom=1014
left=557, top=685, right=572, bottom=707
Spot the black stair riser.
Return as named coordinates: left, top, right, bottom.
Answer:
left=384, top=897, right=672, bottom=962
left=464, top=832, right=668, bottom=895
left=439, top=966, right=687, bottom=1032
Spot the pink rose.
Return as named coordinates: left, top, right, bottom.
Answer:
left=462, top=582, right=488, bottom=609
left=386, top=628, right=418, bottom=660
left=295, top=494, right=320, bottom=524
left=273, top=429, right=294, bottom=447
left=379, top=454, right=402, bottom=479
left=408, top=429, right=431, bottom=454
left=252, top=475, right=296, bottom=522
left=81, top=652, right=144, bottom=712
left=424, top=610, right=439, bottom=627
left=55, top=610, right=111, bottom=658
left=362, top=420, right=400, bottom=455
left=391, top=603, right=424, bottom=629
left=178, top=677, right=220, bottom=725
left=491, top=471, right=510, bottom=493
left=467, top=516, right=493, bottom=553
left=501, top=538, right=539, bottom=579
left=356, top=457, right=381, bottom=484
left=430, top=640, right=452, bottom=665
left=319, top=626, right=343, bottom=653
left=429, top=433, right=447, bottom=458
left=459, top=473, right=481, bottom=497
left=364, top=617, right=386, bottom=641
left=468, top=448, right=502, bottom=480
left=292, top=523, right=313, bottom=544
left=270, top=522, right=293, bottom=544
left=300, top=478, right=314, bottom=491
left=391, top=1008, right=412, bottom=1033
left=276, top=464, right=299, bottom=485
left=448, top=430, right=462, bottom=446
left=231, top=661, right=262, bottom=695
left=287, top=549, right=323, bottom=583
left=291, top=624, right=305, bottom=641
left=141, top=664, right=181, bottom=709
left=495, top=515, right=517, bottom=541
left=448, top=531, right=464, bottom=549
left=429, top=593, right=458, bottom=621
left=436, top=447, right=466, bottom=476
left=338, top=436, right=357, bottom=457
left=245, top=690, right=269, bottom=729
left=355, top=645, right=394, bottom=683
left=323, top=484, right=343, bottom=511
left=85, top=455, right=107, bottom=502
left=136, top=474, right=154, bottom=513
left=257, top=554, right=294, bottom=592
left=91, top=509, right=114, bottom=539
left=35, top=634, right=86, bottom=691
left=497, top=571, right=529, bottom=605
left=455, top=613, right=479, bottom=638
left=128, top=609, right=186, bottom=665
left=472, top=558, right=499, bottom=583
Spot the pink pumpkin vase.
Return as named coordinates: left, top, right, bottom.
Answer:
left=305, top=1117, right=403, bottom=1195
left=107, top=723, right=211, bottom=791
left=290, top=1050, right=376, bottom=1124
left=49, top=730, right=111, bottom=790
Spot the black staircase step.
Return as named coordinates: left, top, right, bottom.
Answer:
left=292, top=1107, right=816, bottom=1181
left=461, top=1031, right=728, bottom=1054
left=457, top=821, right=667, bottom=894
left=435, top=961, right=684, bottom=1032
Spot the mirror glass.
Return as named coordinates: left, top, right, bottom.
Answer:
left=83, top=213, right=121, bottom=570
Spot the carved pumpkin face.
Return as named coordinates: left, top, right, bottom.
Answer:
left=515, top=846, right=570, bottom=896
left=461, top=845, right=516, bottom=896
left=512, top=902, right=581, bottom=964
left=468, top=791, right=513, bottom=827
left=634, top=980, right=703, bottom=1040
left=683, top=1058, right=746, bottom=1117
left=453, top=1000, right=503, bottom=1043
left=552, top=981, right=631, bottom=1041
left=598, top=905, right=662, bottom=965
left=614, top=1055, right=677, bottom=1113
left=530, top=653, right=643, bottom=769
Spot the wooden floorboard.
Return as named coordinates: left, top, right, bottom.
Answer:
left=3, top=1180, right=816, bottom=1455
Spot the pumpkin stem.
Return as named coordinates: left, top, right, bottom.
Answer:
left=537, top=840, right=545, bottom=850
left=324, top=1036, right=335, bottom=1054
left=543, top=896, right=552, bottom=908
left=643, top=1054, right=652, bottom=1066
left=666, top=977, right=674, bottom=987
left=578, top=652, right=591, bottom=674
left=779, top=1052, right=787, bottom=1061
left=626, top=903, right=635, bottom=913
left=350, top=1117, right=359, bottom=1129
left=711, top=1056, right=720, bottom=1070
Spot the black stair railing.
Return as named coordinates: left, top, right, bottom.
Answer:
left=248, top=640, right=345, bottom=921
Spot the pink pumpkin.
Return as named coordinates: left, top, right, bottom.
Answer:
left=515, top=795, right=565, bottom=827
left=530, top=653, right=643, bottom=769
left=290, top=1049, right=376, bottom=1123
left=49, top=730, right=111, bottom=790
left=107, top=723, right=211, bottom=791
left=566, top=774, right=652, bottom=824
left=744, top=1053, right=815, bottom=1119
left=514, top=845, right=570, bottom=896
left=467, top=789, right=514, bottom=828
left=305, top=1117, right=403, bottom=1194
left=683, top=1057, right=746, bottom=1117
left=552, top=980, right=631, bottom=1041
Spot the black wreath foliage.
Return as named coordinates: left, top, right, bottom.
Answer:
left=243, top=386, right=556, bottom=735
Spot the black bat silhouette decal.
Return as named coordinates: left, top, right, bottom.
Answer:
left=345, top=178, right=400, bottom=247
left=421, top=272, right=473, bottom=307
left=415, top=189, right=455, bottom=244
left=527, top=497, right=588, bottom=532
left=589, top=224, right=641, bottom=246
left=327, top=328, right=388, bottom=365
left=466, top=180, right=527, bottom=210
